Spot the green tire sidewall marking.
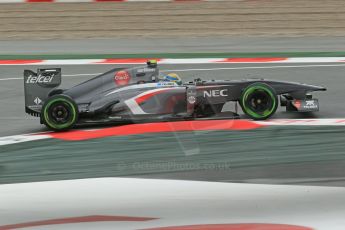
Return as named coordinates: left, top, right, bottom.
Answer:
left=43, top=97, right=77, bottom=129
left=241, top=85, right=277, bottom=119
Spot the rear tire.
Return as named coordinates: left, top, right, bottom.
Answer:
left=41, top=95, right=78, bottom=131
left=240, top=83, right=278, bottom=120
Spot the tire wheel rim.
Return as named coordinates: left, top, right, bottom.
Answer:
left=242, top=86, right=276, bottom=119
left=44, top=99, right=76, bottom=129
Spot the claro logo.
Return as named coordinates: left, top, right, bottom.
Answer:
left=114, top=70, right=131, bottom=86
left=203, top=89, right=228, bottom=97
left=26, top=74, right=55, bottom=84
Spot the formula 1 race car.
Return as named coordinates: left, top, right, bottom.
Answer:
left=24, top=60, right=326, bottom=131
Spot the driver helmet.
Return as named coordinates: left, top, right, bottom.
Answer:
left=163, top=73, right=182, bottom=85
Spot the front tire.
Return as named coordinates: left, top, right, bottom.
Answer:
left=240, top=83, right=278, bottom=120
left=41, top=95, right=78, bottom=131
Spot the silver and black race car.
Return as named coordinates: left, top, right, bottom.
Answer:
left=24, top=60, right=326, bottom=131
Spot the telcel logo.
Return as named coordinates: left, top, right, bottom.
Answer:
left=26, top=74, right=54, bottom=84
left=203, top=89, right=228, bottom=97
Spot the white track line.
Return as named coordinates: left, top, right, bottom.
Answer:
left=161, top=64, right=345, bottom=73
left=0, top=134, right=51, bottom=146
left=256, top=119, right=345, bottom=126
left=63, top=73, right=102, bottom=77
left=1, top=57, right=345, bottom=66
left=0, top=78, right=21, bottom=81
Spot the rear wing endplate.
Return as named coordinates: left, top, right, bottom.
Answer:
left=24, top=68, right=61, bottom=116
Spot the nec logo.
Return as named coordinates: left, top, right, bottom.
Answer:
left=203, top=89, right=228, bottom=97
left=26, top=74, right=55, bottom=84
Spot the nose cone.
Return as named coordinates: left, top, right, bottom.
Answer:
left=306, top=84, right=327, bottom=91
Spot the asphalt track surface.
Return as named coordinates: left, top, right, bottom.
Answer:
left=1, top=62, right=345, bottom=186
left=2, top=37, right=345, bottom=54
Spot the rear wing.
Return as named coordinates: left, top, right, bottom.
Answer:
left=24, top=68, right=61, bottom=116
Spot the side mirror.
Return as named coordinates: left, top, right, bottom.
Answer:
left=147, top=59, right=158, bottom=68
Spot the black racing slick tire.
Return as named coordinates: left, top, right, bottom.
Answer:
left=41, top=95, right=78, bottom=131
left=240, top=83, right=278, bottom=120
